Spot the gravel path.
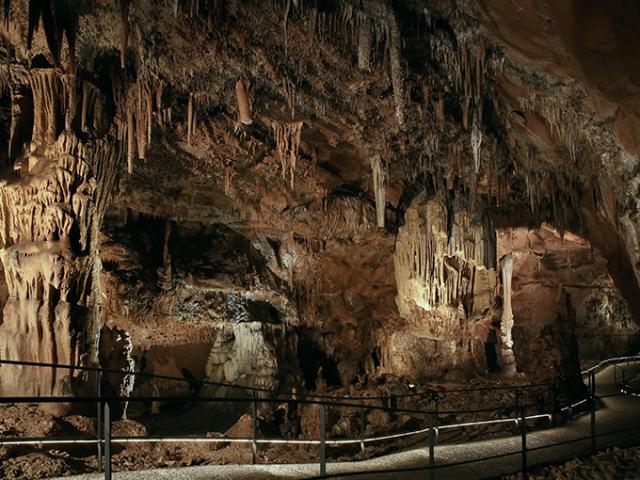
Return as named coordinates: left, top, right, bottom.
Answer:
left=54, top=364, right=640, bottom=480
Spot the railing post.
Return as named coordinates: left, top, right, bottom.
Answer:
left=590, top=395, right=597, bottom=454
left=428, top=413, right=436, bottom=480
left=252, top=394, right=258, bottom=464
left=520, top=405, right=528, bottom=478
left=96, top=370, right=102, bottom=473
left=551, top=380, right=558, bottom=427
left=590, top=371, right=596, bottom=396
left=320, top=404, right=326, bottom=477
left=517, top=391, right=527, bottom=479
left=104, top=402, right=112, bottom=480
left=359, top=402, right=366, bottom=454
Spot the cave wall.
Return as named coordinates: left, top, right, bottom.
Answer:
left=0, top=0, right=639, bottom=400
left=0, top=67, right=119, bottom=401
left=498, top=226, right=638, bottom=386
left=389, top=190, right=497, bottom=379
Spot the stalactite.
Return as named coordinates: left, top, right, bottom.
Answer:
left=471, top=115, right=482, bottom=174
left=155, top=81, right=164, bottom=127
left=187, top=93, right=194, bottom=146
left=81, top=80, right=90, bottom=132
left=394, top=193, right=496, bottom=329
left=126, top=107, right=135, bottom=173
left=235, top=79, right=253, bottom=125
left=283, top=0, right=291, bottom=56
left=370, top=154, right=386, bottom=228
left=283, top=77, right=296, bottom=119
left=272, top=120, right=303, bottom=188
left=62, top=74, right=77, bottom=132
left=387, top=8, right=405, bottom=126
left=29, top=69, right=62, bottom=153
left=119, top=0, right=130, bottom=69
left=8, top=84, right=29, bottom=159
left=27, top=0, right=78, bottom=68
left=357, top=18, right=372, bottom=72
left=435, top=97, right=445, bottom=122
left=2, top=0, right=9, bottom=28
left=431, top=29, right=490, bottom=130
left=0, top=129, right=120, bottom=404
left=224, top=164, right=236, bottom=196
left=114, top=76, right=154, bottom=172
left=521, top=92, right=580, bottom=163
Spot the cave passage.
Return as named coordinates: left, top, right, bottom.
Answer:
left=298, top=332, right=342, bottom=390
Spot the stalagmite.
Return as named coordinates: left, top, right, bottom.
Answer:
left=235, top=79, right=253, bottom=125
left=370, top=154, right=386, bottom=228
left=498, top=253, right=516, bottom=375
left=501, top=253, right=513, bottom=348
left=157, top=221, right=172, bottom=290
left=272, top=120, right=303, bottom=188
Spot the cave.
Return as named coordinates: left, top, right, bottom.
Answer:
left=0, top=0, right=640, bottom=478
left=298, top=331, right=342, bottom=390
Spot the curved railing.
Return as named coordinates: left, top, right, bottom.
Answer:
left=0, top=356, right=639, bottom=479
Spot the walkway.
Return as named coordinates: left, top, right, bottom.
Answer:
left=54, top=363, right=640, bottom=480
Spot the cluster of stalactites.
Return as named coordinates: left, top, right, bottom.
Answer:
left=304, top=0, right=405, bottom=125
left=272, top=120, right=303, bottom=188
left=370, top=154, right=386, bottom=228
left=29, top=69, right=63, bottom=151
left=394, top=193, right=495, bottom=323
left=0, top=131, right=118, bottom=302
left=520, top=92, right=581, bottom=163
left=25, top=0, right=79, bottom=68
left=115, top=77, right=169, bottom=173
left=430, top=27, right=501, bottom=176
left=23, top=69, right=107, bottom=161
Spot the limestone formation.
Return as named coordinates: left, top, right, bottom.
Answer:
left=0, top=3, right=639, bottom=469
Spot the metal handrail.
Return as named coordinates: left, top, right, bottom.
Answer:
left=0, top=358, right=556, bottom=402
left=0, top=356, right=638, bottom=480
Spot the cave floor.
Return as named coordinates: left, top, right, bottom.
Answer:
left=54, top=364, right=640, bottom=480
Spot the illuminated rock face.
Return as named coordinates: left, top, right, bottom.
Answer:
left=498, top=226, right=638, bottom=388
left=1, top=0, right=640, bottom=403
left=390, top=192, right=498, bottom=377
left=0, top=69, right=119, bottom=403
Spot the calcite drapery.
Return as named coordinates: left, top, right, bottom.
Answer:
left=394, top=193, right=496, bottom=324
left=0, top=126, right=119, bottom=402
